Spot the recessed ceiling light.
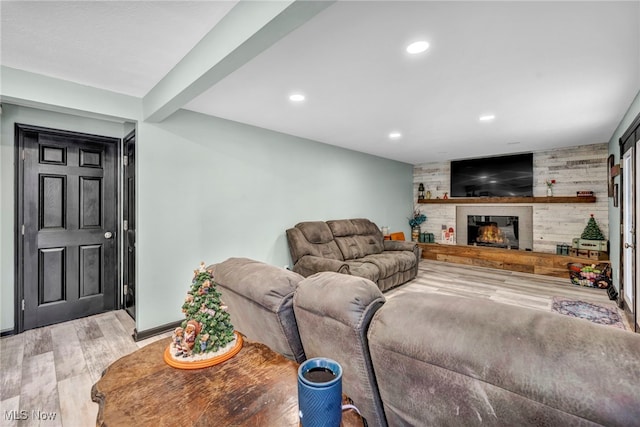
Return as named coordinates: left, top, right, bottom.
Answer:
left=289, top=93, right=305, bottom=102
left=406, top=41, right=429, bottom=54
left=389, top=132, right=402, bottom=140
left=479, top=114, right=495, bottom=122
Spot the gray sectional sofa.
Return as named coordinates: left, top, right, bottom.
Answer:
left=213, top=257, right=640, bottom=427
left=286, top=218, right=419, bottom=291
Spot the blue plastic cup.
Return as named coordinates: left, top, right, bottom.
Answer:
left=297, top=357, right=343, bottom=427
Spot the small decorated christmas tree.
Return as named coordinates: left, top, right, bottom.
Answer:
left=581, top=214, right=606, bottom=241
left=168, top=263, right=237, bottom=363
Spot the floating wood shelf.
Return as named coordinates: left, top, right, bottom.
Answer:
left=417, top=196, right=596, bottom=204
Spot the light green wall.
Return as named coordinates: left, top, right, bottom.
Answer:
left=608, top=90, right=640, bottom=293
left=0, top=70, right=413, bottom=334
left=134, top=110, right=412, bottom=331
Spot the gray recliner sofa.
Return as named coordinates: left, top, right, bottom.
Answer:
left=212, top=257, right=640, bottom=427
left=286, top=218, right=419, bottom=291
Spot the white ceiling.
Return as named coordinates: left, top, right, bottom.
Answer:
left=2, top=1, right=639, bottom=165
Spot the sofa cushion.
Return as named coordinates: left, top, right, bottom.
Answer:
left=368, top=291, right=640, bottom=426
left=297, top=221, right=335, bottom=244
left=287, top=222, right=344, bottom=263
left=328, top=219, right=384, bottom=259
left=327, top=218, right=380, bottom=237
left=361, top=251, right=416, bottom=278
left=344, top=260, right=381, bottom=283
left=212, top=257, right=306, bottom=363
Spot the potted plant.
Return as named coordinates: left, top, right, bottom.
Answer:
left=409, top=209, right=427, bottom=242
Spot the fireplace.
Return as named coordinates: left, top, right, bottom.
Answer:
left=468, top=215, right=519, bottom=249
left=456, top=206, right=533, bottom=251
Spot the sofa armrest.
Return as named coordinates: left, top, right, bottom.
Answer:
left=292, top=255, right=350, bottom=277
left=294, top=273, right=387, bottom=427
left=383, top=240, right=417, bottom=252
left=213, top=257, right=306, bottom=363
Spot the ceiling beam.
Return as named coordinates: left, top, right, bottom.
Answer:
left=142, top=0, right=334, bottom=123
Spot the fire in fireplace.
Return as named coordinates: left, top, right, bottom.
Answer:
left=468, top=215, right=519, bottom=249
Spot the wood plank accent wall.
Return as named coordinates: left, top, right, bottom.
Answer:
left=413, top=143, right=609, bottom=254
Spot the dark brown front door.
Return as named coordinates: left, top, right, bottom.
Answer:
left=17, top=124, right=119, bottom=331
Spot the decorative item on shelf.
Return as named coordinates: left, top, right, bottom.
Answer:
left=381, top=226, right=389, bottom=236
left=545, top=179, right=556, bottom=197
left=164, top=262, right=243, bottom=369
left=581, top=214, right=606, bottom=241
left=419, top=232, right=435, bottom=243
left=442, top=192, right=449, bottom=199
left=408, top=209, right=427, bottom=242
left=411, top=227, right=420, bottom=242
left=418, top=183, right=425, bottom=200
left=441, top=226, right=455, bottom=244
left=569, top=215, right=608, bottom=260
left=576, top=191, right=594, bottom=197
left=420, top=233, right=435, bottom=243
left=571, top=239, right=608, bottom=251
left=425, top=190, right=431, bottom=199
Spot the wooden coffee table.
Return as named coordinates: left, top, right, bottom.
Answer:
left=92, top=337, right=364, bottom=426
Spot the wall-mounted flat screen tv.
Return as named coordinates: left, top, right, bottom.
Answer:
left=450, top=153, right=533, bottom=197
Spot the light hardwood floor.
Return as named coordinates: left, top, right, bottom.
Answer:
left=0, top=260, right=631, bottom=426
left=0, top=310, right=172, bottom=427
left=390, top=260, right=625, bottom=316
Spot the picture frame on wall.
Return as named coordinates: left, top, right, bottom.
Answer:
left=608, top=154, right=615, bottom=197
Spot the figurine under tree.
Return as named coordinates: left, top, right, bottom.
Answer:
left=581, top=214, right=606, bottom=241
left=164, top=263, right=242, bottom=368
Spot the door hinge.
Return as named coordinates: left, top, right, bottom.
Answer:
left=22, top=149, right=25, bottom=160
left=123, top=220, right=128, bottom=231
left=123, top=155, right=128, bottom=166
left=22, top=299, right=25, bottom=311
left=21, top=224, right=25, bottom=235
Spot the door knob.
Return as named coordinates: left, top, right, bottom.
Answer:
left=104, top=231, right=114, bottom=239
left=624, top=243, right=635, bottom=249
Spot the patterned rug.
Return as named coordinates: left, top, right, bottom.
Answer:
left=551, top=297, right=625, bottom=330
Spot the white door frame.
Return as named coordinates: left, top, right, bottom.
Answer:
left=619, top=112, right=640, bottom=333
left=636, top=138, right=640, bottom=330
left=622, top=148, right=634, bottom=310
